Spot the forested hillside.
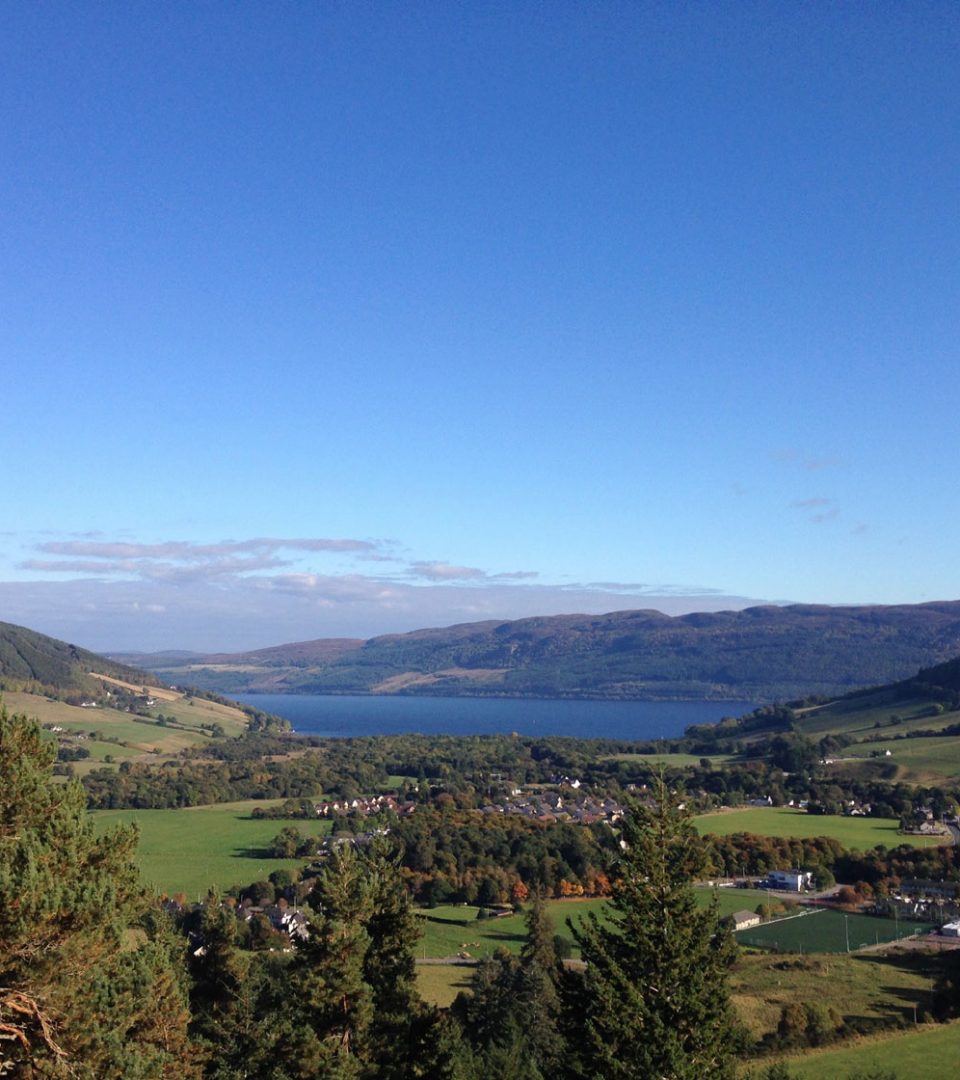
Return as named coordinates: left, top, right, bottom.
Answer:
left=128, top=601, right=960, bottom=701
left=0, top=619, right=158, bottom=695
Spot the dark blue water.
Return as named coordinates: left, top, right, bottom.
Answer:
left=233, top=694, right=756, bottom=741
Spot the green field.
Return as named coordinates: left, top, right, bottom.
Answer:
left=415, top=964, right=474, bottom=1007
left=835, top=735, right=960, bottom=783
left=736, top=909, right=932, bottom=953
left=415, top=889, right=773, bottom=961
left=416, top=899, right=609, bottom=959
left=600, top=752, right=736, bottom=767
left=694, top=807, right=938, bottom=849
left=794, top=695, right=944, bottom=739
left=91, top=800, right=332, bottom=898
left=767, top=1020, right=960, bottom=1079
left=7, top=687, right=251, bottom=768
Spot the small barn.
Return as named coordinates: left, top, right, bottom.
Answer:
left=731, top=910, right=761, bottom=931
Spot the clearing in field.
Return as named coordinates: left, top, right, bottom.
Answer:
left=693, top=806, right=940, bottom=849
left=91, top=800, right=332, bottom=898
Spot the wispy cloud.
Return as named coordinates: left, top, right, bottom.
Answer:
left=408, top=562, right=488, bottom=581
left=37, top=537, right=376, bottom=560
left=6, top=532, right=767, bottom=650
left=790, top=497, right=839, bottom=524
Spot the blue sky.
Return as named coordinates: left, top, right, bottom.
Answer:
left=2, top=2, right=958, bottom=651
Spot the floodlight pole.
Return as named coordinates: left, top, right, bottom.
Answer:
left=844, top=914, right=850, bottom=954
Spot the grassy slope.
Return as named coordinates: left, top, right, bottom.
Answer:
left=5, top=684, right=250, bottom=771
left=91, top=800, right=333, bottom=898
left=764, top=1020, right=960, bottom=1079
left=693, top=807, right=939, bottom=850
left=735, top=949, right=941, bottom=1044
left=833, top=734, right=960, bottom=783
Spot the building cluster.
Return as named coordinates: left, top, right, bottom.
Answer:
left=312, top=794, right=417, bottom=818
left=479, top=790, right=624, bottom=825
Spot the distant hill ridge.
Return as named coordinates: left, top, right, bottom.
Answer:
left=0, top=619, right=159, bottom=696
left=120, top=601, right=960, bottom=702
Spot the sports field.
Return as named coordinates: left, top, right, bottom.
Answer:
left=736, top=908, right=932, bottom=953
left=693, top=806, right=939, bottom=849
left=91, top=800, right=332, bottom=898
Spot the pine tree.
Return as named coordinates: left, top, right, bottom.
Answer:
left=283, top=840, right=462, bottom=1080
left=285, top=844, right=374, bottom=1079
left=0, top=706, right=199, bottom=1077
left=570, top=778, right=738, bottom=1079
left=515, top=893, right=565, bottom=1075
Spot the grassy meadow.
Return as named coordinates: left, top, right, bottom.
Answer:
left=91, top=800, right=332, bottom=898
left=693, top=806, right=939, bottom=849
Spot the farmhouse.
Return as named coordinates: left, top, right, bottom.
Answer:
left=731, top=910, right=761, bottom=931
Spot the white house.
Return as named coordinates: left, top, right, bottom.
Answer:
left=767, top=869, right=812, bottom=892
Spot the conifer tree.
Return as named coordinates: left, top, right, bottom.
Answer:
left=570, top=778, right=737, bottom=1079
left=285, top=844, right=374, bottom=1078
left=282, top=840, right=461, bottom=1080
left=0, top=706, right=199, bottom=1077
left=515, top=893, right=565, bottom=1075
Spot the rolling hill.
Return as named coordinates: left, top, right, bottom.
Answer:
left=0, top=619, right=159, bottom=697
left=0, top=620, right=286, bottom=770
left=117, top=600, right=960, bottom=702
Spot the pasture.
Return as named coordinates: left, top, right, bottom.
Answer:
left=7, top=685, right=250, bottom=767
left=693, top=806, right=938, bottom=850
left=91, top=800, right=332, bottom=898
left=416, top=898, right=608, bottom=959
left=735, top=909, right=932, bottom=953
left=795, top=693, right=958, bottom=740
left=415, top=889, right=772, bottom=960
left=835, top=734, right=960, bottom=783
